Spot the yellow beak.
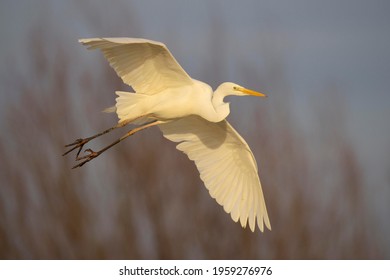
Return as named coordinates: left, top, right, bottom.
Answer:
left=237, top=87, right=267, bottom=97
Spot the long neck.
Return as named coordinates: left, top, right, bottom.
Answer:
left=210, top=88, right=230, bottom=122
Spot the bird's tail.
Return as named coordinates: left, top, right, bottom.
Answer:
left=102, top=106, right=116, bottom=113
left=114, top=91, right=150, bottom=124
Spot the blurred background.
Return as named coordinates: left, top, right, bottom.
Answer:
left=0, top=0, right=389, bottom=259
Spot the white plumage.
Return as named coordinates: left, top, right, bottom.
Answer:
left=159, top=116, right=271, bottom=232
left=66, top=38, right=271, bottom=232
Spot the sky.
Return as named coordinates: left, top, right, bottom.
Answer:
left=1, top=0, right=389, bottom=160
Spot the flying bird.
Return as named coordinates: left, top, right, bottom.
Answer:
left=64, top=38, right=271, bottom=232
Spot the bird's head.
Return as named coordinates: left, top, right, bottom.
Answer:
left=211, top=82, right=267, bottom=122
left=217, top=82, right=267, bottom=98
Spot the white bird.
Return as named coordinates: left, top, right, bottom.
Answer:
left=64, top=38, right=271, bottom=232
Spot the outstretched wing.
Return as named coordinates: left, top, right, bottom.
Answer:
left=159, top=116, right=271, bottom=232
left=79, top=38, right=194, bottom=94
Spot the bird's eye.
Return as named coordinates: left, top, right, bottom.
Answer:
left=233, top=86, right=238, bottom=91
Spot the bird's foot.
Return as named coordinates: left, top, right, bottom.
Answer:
left=72, top=149, right=100, bottom=169
left=63, top=138, right=91, bottom=157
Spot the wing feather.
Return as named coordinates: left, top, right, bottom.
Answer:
left=79, top=37, right=193, bottom=94
left=239, top=172, right=250, bottom=228
left=159, top=116, right=271, bottom=232
left=223, top=172, right=242, bottom=213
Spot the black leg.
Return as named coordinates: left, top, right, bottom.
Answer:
left=70, top=120, right=163, bottom=169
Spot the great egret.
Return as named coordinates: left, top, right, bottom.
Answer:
left=64, top=38, right=271, bottom=232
